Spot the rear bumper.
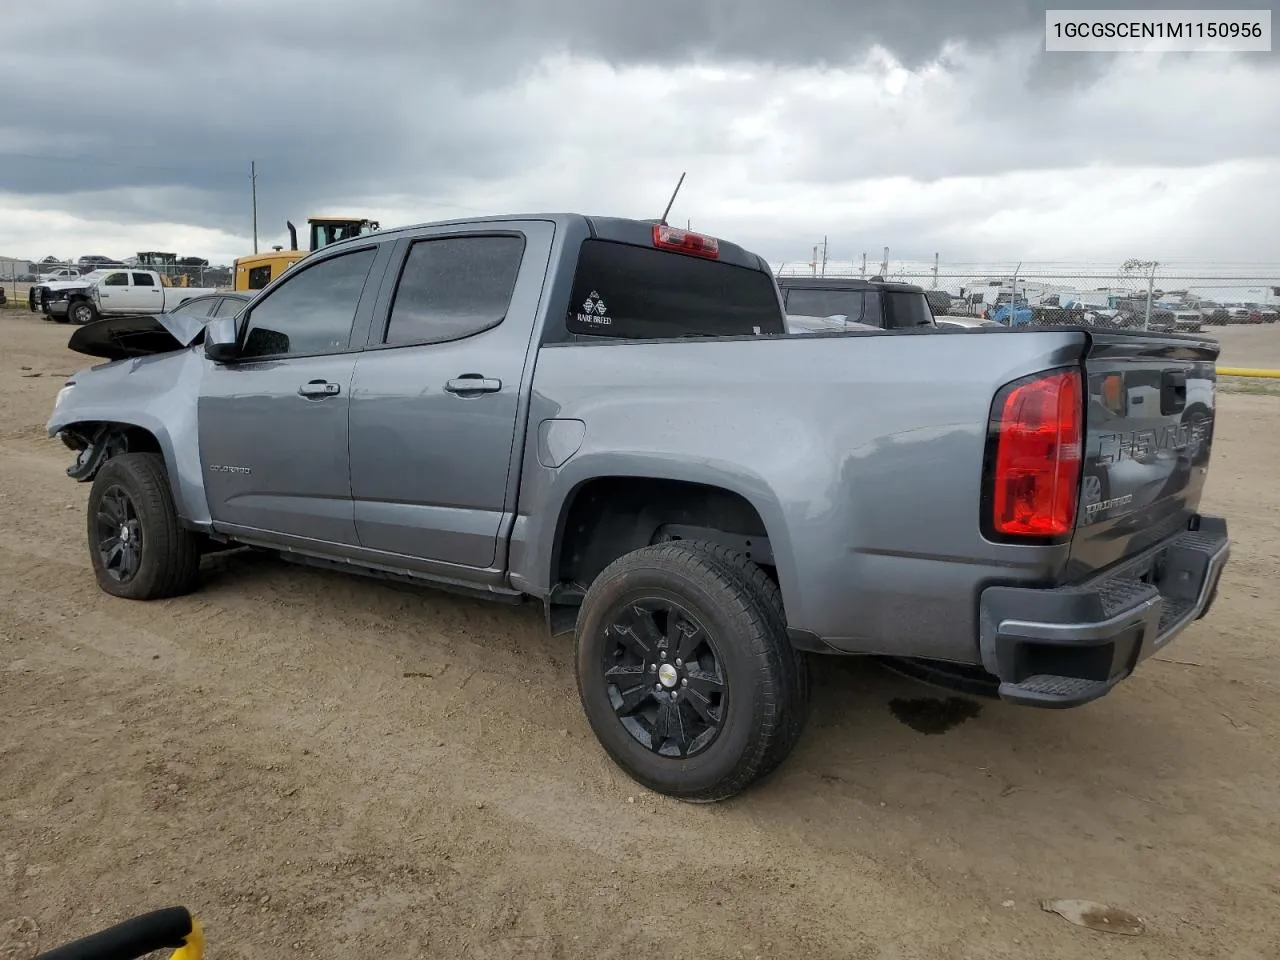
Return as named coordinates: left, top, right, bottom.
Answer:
left=979, top=516, right=1229, bottom=708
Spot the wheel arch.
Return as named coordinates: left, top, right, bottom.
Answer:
left=541, top=467, right=799, bottom=633
left=55, top=417, right=195, bottom=521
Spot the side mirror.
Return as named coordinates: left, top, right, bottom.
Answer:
left=204, top=315, right=240, bottom=362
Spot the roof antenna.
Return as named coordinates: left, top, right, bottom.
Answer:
left=659, top=171, right=686, bottom=226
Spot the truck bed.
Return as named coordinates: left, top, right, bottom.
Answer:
left=513, top=323, right=1221, bottom=669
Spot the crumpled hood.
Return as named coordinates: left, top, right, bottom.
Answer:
left=39, top=279, right=90, bottom=295
left=38, top=277, right=86, bottom=288
left=66, top=312, right=210, bottom=361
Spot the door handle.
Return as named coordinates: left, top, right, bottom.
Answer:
left=444, top=376, right=502, bottom=395
left=298, top=380, right=340, bottom=398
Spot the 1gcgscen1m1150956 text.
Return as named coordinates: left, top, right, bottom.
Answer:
left=1045, top=9, right=1271, bottom=52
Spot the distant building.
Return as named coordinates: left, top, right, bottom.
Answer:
left=0, top=256, right=36, bottom=281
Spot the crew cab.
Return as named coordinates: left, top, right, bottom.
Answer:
left=39, top=268, right=217, bottom=325
left=47, top=213, right=1229, bottom=802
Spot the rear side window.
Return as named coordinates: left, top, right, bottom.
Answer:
left=566, top=240, right=784, bottom=339
left=383, top=235, right=524, bottom=345
left=883, top=291, right=934, bottom=328
left=132, top=273, right=154, bottom=287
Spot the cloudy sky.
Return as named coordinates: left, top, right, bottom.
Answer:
left=2, top=0, right=1278, bottom=271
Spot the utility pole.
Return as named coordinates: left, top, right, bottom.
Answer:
left=1144, top=261, right=1159, bottom=331
left=932, top=253, right=939, bottom=289
left=1011, top=262, right=1022, bottom=325
left=250, top=160, right=259, bottom=254
left=820, top=236, right=828, bottom=277
left=860, top=252, right=866, bottom=279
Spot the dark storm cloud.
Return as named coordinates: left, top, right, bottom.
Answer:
left=0, top=0, right=1273, bottom=239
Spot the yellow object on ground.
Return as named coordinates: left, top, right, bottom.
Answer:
left=1218, top=367, right=1280, bottom=379
left=169, top=918, right=204, bottom=959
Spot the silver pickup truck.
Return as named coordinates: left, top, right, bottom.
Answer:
left=47, top=214, right=1229, bottom=802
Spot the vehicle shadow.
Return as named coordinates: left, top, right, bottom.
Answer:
left=195, top=546, right=1199, bottom=866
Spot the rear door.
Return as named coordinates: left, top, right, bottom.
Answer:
left=1072, top=331, right=1220, bottom=575
left=348, top=221, right=554, bottom=570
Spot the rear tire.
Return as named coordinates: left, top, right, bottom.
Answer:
left=575, top=541, right=807, bottom=803
left=670, top=541, right=810, bottom=780
left=87, top=453, right=201, bottom=600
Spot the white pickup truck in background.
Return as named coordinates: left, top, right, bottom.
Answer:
left=39, top=269, right=218, bottom=325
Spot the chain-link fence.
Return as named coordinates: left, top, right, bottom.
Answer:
left=773, top=257, right=1280, bottom=331
left=1, top=257, right=233, bottom=309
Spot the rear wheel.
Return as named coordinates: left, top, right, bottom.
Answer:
left=575, top=540, right=807, bottom=802
left=87, top=453, right=201, bottom=600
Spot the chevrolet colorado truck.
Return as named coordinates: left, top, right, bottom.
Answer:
left=47, top=213, right=1230, bottom=802
left=39, top=268, right=217, bottom=325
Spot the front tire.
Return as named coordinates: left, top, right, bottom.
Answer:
left=87, top=453, right=201, bottom=600
left=575, top=541, right=807, bottom=802
left=68, top=300, right=98, bottom=325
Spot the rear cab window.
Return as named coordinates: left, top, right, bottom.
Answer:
left=566, top=239, right=785, bottom=340
left=784, top=288, right=882, bottom=326
left=781, top=284, right=935, bottom=329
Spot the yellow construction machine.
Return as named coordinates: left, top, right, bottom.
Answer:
left=232, top=216, right=380, bottom=292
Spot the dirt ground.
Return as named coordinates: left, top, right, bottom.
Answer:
left=2, top=313, right=1278, bottom=960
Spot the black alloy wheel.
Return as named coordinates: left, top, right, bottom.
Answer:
left=86, top=452, right=202, bottom=600
left=601, top=597, right=728, bottom=759
left=574, top=540, right=807, bottom=802
left=95, top=484, right=144, bottom=583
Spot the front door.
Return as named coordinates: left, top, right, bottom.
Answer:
left=348, top=223, right=553, bottom=569
left=96, top=271, right=131, bottom=310
left=199, top=243, right=386, bottom=546
left=127, top=272, right=165, bottom=313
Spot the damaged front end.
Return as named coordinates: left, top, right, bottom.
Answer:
left=58, top=423, right=138, bottom=481
left=66, top=312, right=210, bottom=361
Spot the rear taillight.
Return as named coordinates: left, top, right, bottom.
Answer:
left=984, top=367, right=1083, bottom=540
left=651, top=224, right=720, bottom=259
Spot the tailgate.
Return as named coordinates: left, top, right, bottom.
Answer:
left=1071, top=330, right=1220, bottom=576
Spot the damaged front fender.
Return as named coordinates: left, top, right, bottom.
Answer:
left=59, top=424, right=136, bottom=481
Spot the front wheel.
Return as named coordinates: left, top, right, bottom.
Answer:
left=575, top=541, right=807, bottom=802
left=87, top=453, right=202, bottom=600
left=68, top=300, right=98, bottom=325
